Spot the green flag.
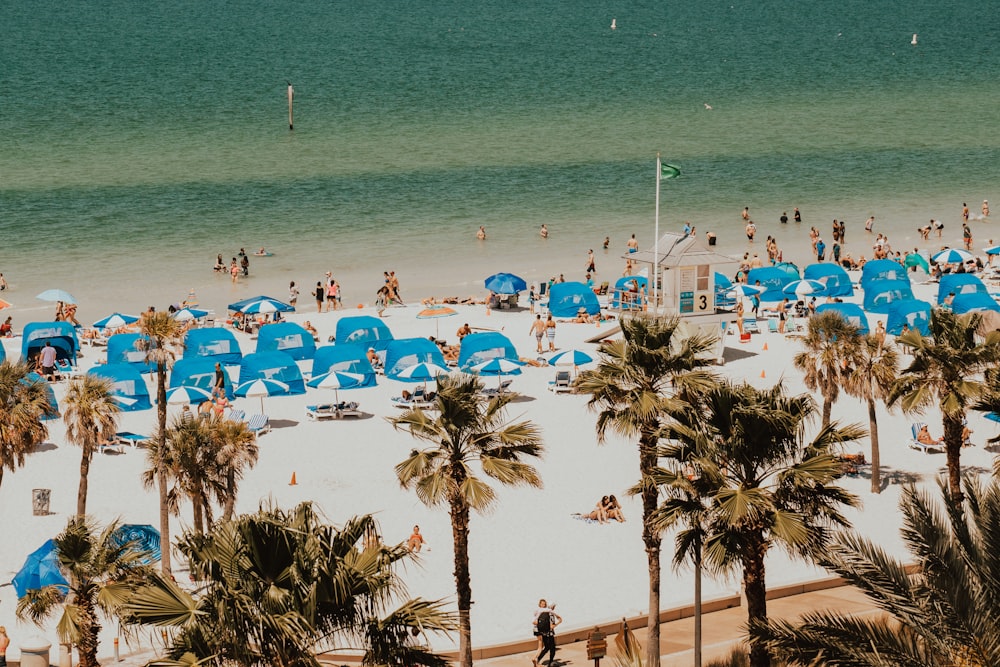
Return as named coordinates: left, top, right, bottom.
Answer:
left=661, top=163, right=681, bottom=179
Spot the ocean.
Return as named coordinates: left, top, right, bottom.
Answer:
left=2, top=0, right=999, bottom=321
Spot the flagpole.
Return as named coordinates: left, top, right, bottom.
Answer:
left=654, top=154, right=661, bottom=312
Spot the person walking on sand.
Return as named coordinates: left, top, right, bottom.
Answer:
left=586, top=249, right=596, bottom=273
left=529, top=315, right=546, bottom=353
left=545, top=314, right=557, bottom=352
left=533, top=605, right=562, bottom=667
left=0, top=626, right=9, bottom=667
left=532, top=600, right=557, bottom=655
left=314, top=282, right=325, bottom=313
left=288, top=281, right=299, bottom=307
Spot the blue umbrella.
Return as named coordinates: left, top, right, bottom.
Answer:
left=93, top=312, right=140, bottom=329
left=308, top=371, right=366, bottom=402
left=36, top=289, right=77, bottom=304
left=470, top=358, right=524, bottom=375
left=228, top=295, right=295, bottom=314
left=172, top=307, right=209, bottom=322
left=984, top=246, right=1000, bottom=256
left=727, top=284, right=765, bottom=298
left=396, top=362, right=451, bottom=382
left=12, top=539, right=69, bottom=598
left=235, top=378, right=290, bottom=412
left=164, top=386, right=214, bottom=405
left=111, top=524, right=161, bottom=564
left=986, top=412, right=1000, bottom=423
left=782, top=279, right=827, bottom=297
left=932, top=248, right=973, bottom=264
left=484, top=272, right=528, bottom=295
left=548, top=349, right=595, bottom=366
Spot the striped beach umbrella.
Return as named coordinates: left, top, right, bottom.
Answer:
left=307, top=371, right=365, bottom=403
left=235, top=378, right=290, bottom=412
left=548, top=349, right=594, bottom=367
left=417, top=306, right=458, bottom=336
left=93, top=312, right=140, bottom=329
left=782, top=279, right=827, bottom=297
left=173, top=307, right=209, bottom=322
left=932, top=248, right=973, bottom=264
left=164, top=385, right=214, bottom=405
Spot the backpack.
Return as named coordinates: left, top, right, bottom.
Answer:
left=536, top=611, right=552, bottom=635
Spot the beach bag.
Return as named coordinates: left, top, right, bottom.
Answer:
left=536, top=611, right=552, bottom=635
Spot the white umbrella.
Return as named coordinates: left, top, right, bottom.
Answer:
left=173, top=308, right=209, bottom=322
left=307, top=371, right=364, bottom=403
left=93, top=313, right=139, bottom=329
left=782, top=279, right=827, bottom=297
left=164, top=386, right=214, bottom=405
left=932, top=248, right=973, bottom=264
left=548, top=349, right=594, bottom=366
left=397, top=362, right=451, bottom=381
left=727, top=284, right=765, bottom=298
left=470, top=358, right=523, bottom=389
left=235, top=378, right=289, bottom=413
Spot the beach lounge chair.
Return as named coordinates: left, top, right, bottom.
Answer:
left=767, top=319, right=779, bottom=334
left=909, top=422, right=943, bottom=454
left=227, top=408, right=245, bottom=422
left=391, top=395, right=436, bottom=409
left=305, top=404, right=339, bottom=420
left=548, top=370, right=572, bottom=393
left=481, top=379, right=514, bottom=398
left=246, top=414, right=271, bottom=436
left=742, top=317, right=760, bottom=334
left=100, top=431, right=148, bottom=454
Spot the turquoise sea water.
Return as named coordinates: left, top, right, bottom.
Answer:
left=2, top=0, right=999, bottom=318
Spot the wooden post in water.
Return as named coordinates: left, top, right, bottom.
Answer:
left=287, top=81, right=294, bottom=130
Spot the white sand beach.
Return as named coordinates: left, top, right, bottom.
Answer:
left=1, top=272, right=997, bottom=660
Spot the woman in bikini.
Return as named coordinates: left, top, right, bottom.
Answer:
left=545, top=314, right=557, bottom=352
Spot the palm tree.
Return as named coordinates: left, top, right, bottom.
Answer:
left=124, top=503, right=457, bottom=667
left=575, top=315, right=718, bottom=667
left=391, top=373, right=543, bottom=667
left=889, top=308, right=1000, bottom=503
left=0, top=360, right=53, bottom=492
left=752, top=475, right=1000, bottom=665
left=793, top=311, right=863, bottom=429
left=208, top=415, right=258, bottom=523
left=842, top=334, right=899, bottom=494
left=63, top=375, right=120, bottom=517
left=138, top=311, right=185, bottom=575
left=675, top=380, right=862, bottom=667
left=17, top=517, right=154, bottom=667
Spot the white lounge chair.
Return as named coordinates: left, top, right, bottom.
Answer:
left=246, top=414, right=271, bottom=436
left=548, top=370, right=572, bottom=394
left=909, top=422, right=943, bottom=454
left=306, top=402, right=362, bottom=420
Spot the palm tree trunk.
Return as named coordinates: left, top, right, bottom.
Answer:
left=192, top=491, right=204, bottom=534
left=693, top=546, right=702, bottom=667
left=868, top=399, right=881, bottom=494
left=943, top=414, right=964, bottom=504
left=639, top=435, right=662, bottom=667
left=224, top=469, right=237, bottom=522
left=77, top=447, right=91, bottom=517
left=821, top=393, right=833, bottom=430
left=450, top=497, right=473, bottom=667
left=76, top=593, right=101, bottom=667
left=156, top=362, right=172, bottom=575
left=743, top=533, right=770, bottom=667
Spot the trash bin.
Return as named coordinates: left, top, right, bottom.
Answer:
left=20, top=635, right=52, bottom=667
left=32, top=489, right=51, bottom=516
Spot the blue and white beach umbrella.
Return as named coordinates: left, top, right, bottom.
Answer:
left=727, top=284, right=765, bottom=298
left=164, top=385, right=214, bottom=405
left=172, top=307, right=209, bottom=322
left=307, top=371, right=364, bottom=402
left=984, top=246, right=1000, bottom=256
left=470, top=358, right=524, bottom=375
left=932, top=248, right=973, bottom=264
left=111, top=524, right=161, bottom=564
left=93, top=313, right=140, bottom=329
left=397, top=362, right=451, bottom=382
left=548, top=349, right=595, bottom=367
left=235, top=378, right=290, bottom=412
left=782, top=279, right=827, bottom=297
left=235, top=297, right=295, bottom=315
left=484, top=272, right=528, bottom=295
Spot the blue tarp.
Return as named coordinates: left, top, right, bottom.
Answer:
left=951, top=292, right=1000, bottom=314
left=170, top=357, right=234, bottom=401
left=815, top=303, right=870, bottom=334
left=548, top=282, right=601, bottom=317
left=938, top=273, right=988, bottom=304
left=255, top=322, right=316, bottom=361
left=611, top=276, right=647, bottom=309
left=88, top=364, right=152, bottom=411
left=22, top=322, right=79, bottom=366
left=885, top=299, right=932, bottom=336
left=12, top=539, right=69, bottom=598
left=863, top=279, right=915, bottom=314
left=803, top=263, right=854, bottom=297
left=384, top=338, right=448, bottom=381
left=237, top=351, right=306, bottom=394
left=860, top=259, right=908, bottom=285
left=335, top=315, right=395, bottom=352
left=311, top=344, right=377, bottom=387
left=107, top=333, right=156, bottom=373
left=746, top=267, right=794, bottom=302
left=183, top=328, right=243, bottom=366
left=458, top=332, right=519, bottom=370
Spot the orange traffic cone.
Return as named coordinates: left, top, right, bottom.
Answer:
left=760, top=369, right=766, bottom=379
left=289, top=472, right=297, bottom=486
left=762, top=342, right=768, bottom=351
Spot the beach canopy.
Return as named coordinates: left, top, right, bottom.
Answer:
left=863, top=279, right=915, bottom=314
left=745, top=267, right=794, bottom=302
left=815, top=303, right=870, bottom=334
left=311, top=344, right=377, bottom=387
left=170, top=357, right=234, bottom=401
left=88, top=364, right=152, bottom=411
left=384, top=338, right=448, bottom=382
left=548, top=282, right=601, bottom=317
left=335, top=315, right=395, bottom=352
left=938, top=273, right=988, bottom=304
left=12, top=539, right=69, bottom=598
left=255, top=322, right=316, bottom=361
left=886, top=299, right=932, bottom=336
left=803, top=263, right=854, bottom=297
left=228, top=295, right=295, bottom=314
left=183, top=328, right=243, bottom=366
left=107, top=333, right=156, bottom=373
left=484, top=272, right=528, bottom=294
left=951, top=292, right=1000, bottom=315
left=611, top=275, right=647, bottom=309
left=237, top=351, right=306, bottom=395
left=21, top=322, right=79, bottom=366
left=458, top=331, right=519, bottom=370
left=860, top=259, right=908, bottom=286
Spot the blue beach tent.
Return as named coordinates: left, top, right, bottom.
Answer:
left=815, top=303, right=870, bottom=334
left=107, top=333, right=156, bottom=373
left=237, top=351, right=306, bottom=394
left=457, top=332, right=519, bottom=370
left=547, top=282, right=601, bottom=317
left=88, top=364, right=152, bottom=411
left=746, top=267, right=794, bottom=302
left=772, top=262, right=801, bottom=280
left=0, top=344, right=5, bottom=363
left=803, top=263, right=854, bottom=297
left=22, top=322, right=79, bottom=366
left=885, top=299, right=932, bottom=336
left=860, top=259, right=908, bottom=286
left=384, top=338, right=448, bottom=381
left=335, top=316, right=395, bottom=352
left=863, top=279, right=914, bottom=314
left=183, top=328, right=243, bottom=366
left=169, top=357, right=234, bottom=401
left=611, top=276, right=648, bottom=309
left=24, top=372, right=59, bottom=420
left=938, top=273, right=988, bottom=304
left=951, top=292, right=1000, bottom=315
left=255, top=322, right=316, bottom=361
left=311, top=344, right=377, bottom=387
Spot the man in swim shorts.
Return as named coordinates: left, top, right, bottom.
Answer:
left=627, top=234, right=639, bottom=253
left=529, top=315, right=546, bottom=354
